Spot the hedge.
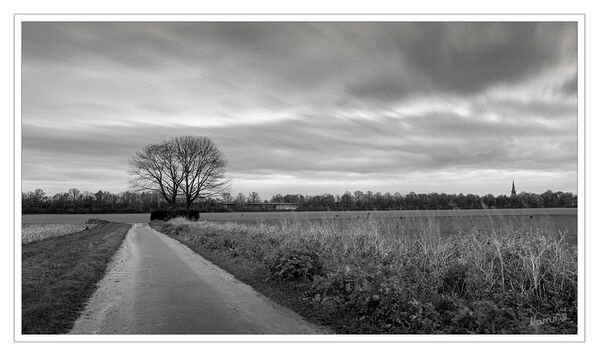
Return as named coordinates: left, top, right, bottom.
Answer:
left=150, top=209, right=200, bottom=221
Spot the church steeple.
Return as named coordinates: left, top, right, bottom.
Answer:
left=511, top=181, right=517, bottom=197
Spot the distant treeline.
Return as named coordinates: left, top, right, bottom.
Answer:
left=22, top=188, right=577, bottom=214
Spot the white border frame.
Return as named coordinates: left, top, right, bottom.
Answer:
left=13, top=13, right=586, bottom=343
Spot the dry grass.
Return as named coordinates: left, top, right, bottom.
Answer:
left=21, top=223, right=96, bottom=244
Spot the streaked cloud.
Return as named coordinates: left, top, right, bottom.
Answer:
left=21, top=21, right=578, bottom=197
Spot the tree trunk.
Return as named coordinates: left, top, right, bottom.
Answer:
left=168, top=202, right=177, bottom=220
left=185, top=200, right=191, bottom=220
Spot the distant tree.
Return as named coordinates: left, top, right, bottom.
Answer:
left=341, top=191, right=354, bottom=209
left=23, top=188, right=47, bottom=210
left=482, top=194, right=496, bottom=209
left=21, top=185, right=578, bottom=214
left=541, top=190, right=555, bottom=208
left=248, top=192, right=261, bottom=203
left=560, top=192, right=576, bottom=207
left=495, top=194, right=510, bottom=209
left=235, top=193, right=247, bottom=205
left=94, top=190, right=105, bottom=203
left=222, top=192, right=234, bottom=203
left=68, top=188, right=81, bottom=201
left=33, top=188, right=46, bottom=203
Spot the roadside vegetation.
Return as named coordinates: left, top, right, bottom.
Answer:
left=152, top=217, right=577, bottom=334
left=22, top=220, right=131, bottom=334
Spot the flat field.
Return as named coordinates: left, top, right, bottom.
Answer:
left=21, top=223, right=96, bottom=244
left=22, top=208, right=577, bottom=235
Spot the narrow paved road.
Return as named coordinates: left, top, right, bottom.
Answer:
left=70, top=223, right=328, bottom=334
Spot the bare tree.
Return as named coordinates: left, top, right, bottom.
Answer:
left=235, top=193, right=246, bottom=204
left=173, top=136, right=230, bottom=218
left=130, top=136, right=229, bottom=218
left=221, top=192, right=234, bottom=203
left=129, top=141, right=184, bottom=210
left=248, top=192, right=261, bottom=203
left=68, top=188, right=81, bottom=201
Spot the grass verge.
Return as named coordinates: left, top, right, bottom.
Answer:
left=22, top=221, right=131, bottom=334
left=152, top=217, right=577, bottom=334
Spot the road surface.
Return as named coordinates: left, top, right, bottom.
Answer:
left=70, top=223, right=328, bottom=334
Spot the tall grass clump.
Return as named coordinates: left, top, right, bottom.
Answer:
left=155, top=215, right=577, bottom=334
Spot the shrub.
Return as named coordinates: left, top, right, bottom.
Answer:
left=186, top=210, right=200, bottom=221
left=449, top=300, right=527, bottom=334
left=268, top=247, right=324, bottom=281
left=150, top=209, right=200, bottom=221
left=150, top=210, right=169, bottom=221
left=440, top=263, right=469, bottom=296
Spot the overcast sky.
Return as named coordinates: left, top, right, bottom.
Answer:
left=22, top=22, right=578, bottom=198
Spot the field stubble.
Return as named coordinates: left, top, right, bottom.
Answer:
left=21, top=223, right=97, bottom=244
left=153, top=214, right=577, bottom=334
